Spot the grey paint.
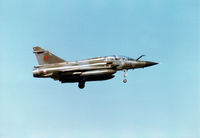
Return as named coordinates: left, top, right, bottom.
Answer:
left=33, top=46, right=158, bottom=89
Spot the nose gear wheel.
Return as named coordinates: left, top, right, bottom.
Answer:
left=123, top=70, right=127, bottom=83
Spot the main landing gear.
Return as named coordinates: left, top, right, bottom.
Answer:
left=123, top=70, right=127, bottom=83
left=78, top=80, right=85, bottom=89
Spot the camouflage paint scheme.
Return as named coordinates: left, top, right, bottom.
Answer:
left=33, top=46, right=158, bottom=89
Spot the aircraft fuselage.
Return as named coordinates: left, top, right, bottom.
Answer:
left=33, top=47, right=158, bottom=89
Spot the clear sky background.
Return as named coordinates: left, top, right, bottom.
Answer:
left=0, top=0, right=199, bottom=138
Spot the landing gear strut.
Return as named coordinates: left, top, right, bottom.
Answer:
left=123, top=70, right=127, bottom=83
left=78, top=80, right=85, bottom=89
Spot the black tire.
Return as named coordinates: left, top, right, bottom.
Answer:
left=123, top=79, right=127, bottom=83
left=78, top=81, right=85, bottom=89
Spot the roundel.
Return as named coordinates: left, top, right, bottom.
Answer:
left=42, top=69, right=47, bottom=74
left=44, top=55, right=50, bottom=61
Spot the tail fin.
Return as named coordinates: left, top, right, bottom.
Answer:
left=33, top=46, right=67, bottom=65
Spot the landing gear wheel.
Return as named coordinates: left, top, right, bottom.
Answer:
left=123, top=79, right=127, bottom=83
left=78, top=81, right=85, bottom=89
left=123, top=69, right=128, bottom=83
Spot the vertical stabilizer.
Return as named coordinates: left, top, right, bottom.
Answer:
left=33, top=46, right=66, bottom=65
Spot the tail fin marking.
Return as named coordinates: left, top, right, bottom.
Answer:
left=33, top=46, right=66, bottom=65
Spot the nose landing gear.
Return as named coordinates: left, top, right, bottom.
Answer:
left=123, top=79, right=127, bottom=83
left=123, top=70, right=127, bottom=83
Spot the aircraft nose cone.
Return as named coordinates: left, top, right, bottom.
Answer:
left=145, top=61, right=158, bottom=67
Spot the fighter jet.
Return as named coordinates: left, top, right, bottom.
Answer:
left=33, top=46, right=158, bottom=89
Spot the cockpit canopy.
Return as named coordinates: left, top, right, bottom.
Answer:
left=104, top=55, right=135, bottom=61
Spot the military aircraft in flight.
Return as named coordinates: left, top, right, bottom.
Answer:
left=33, top=46, right=158, bottom=89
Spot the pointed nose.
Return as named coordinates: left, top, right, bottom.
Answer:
left=145, top=61, right=158, bottom=67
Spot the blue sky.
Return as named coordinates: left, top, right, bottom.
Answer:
left=0, top=0, right=199, bottom=138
